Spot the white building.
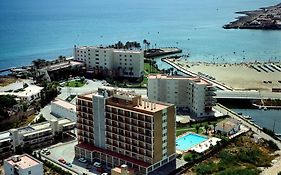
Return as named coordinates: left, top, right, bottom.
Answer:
left=51, top=98, right=76, bottom=121
left=35, top=60, right=83, bottom=82
left=0, top=119, right=75, bottom=156
left=147, top=74, right=216, bottom=118
left=0, top=82, right=43, bottom=102
left=74, top=46, right=144, bottom=78
left=4, top=154, right=43, bottom=175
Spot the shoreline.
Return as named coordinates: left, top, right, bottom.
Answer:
left=170, top=58, right=281, bottom=91
left=224, top=3, right=281, bottom=29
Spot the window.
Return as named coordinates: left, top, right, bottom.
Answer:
left=28, top=171, right=32, bottom=174
left=125, top=55, right=127, bottom=57
left=95, top=54, right=99, bottom=56
left=124, top=59, right=127, bottom=61
left=130, top=55, right=132, bottom=57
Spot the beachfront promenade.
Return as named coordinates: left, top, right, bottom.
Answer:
left=216, top=90, right=281, bottom=100
left=163, top=58, right=281, bottom=100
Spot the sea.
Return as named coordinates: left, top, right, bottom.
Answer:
left=1, top=0, right=281, bottom=131
left=0, top=0, right=281, bottom=70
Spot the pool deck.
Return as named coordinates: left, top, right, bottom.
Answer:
left=176, top=132, right=221, bottom=154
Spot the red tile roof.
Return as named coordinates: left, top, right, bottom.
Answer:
left=76, top=143, right=151, bottom=168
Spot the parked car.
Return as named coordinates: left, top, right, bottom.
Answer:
left=41, top=148, right=49, bottom=154
left=78, top=157, right=87, bottom=163
left=58, top=158, right=66, bottom=164
left=93, top=162, right=102, bottom=168
left=45, top=150, right=51, bottom=155
left=101, top=173, right=108, bottom=175
left=66, top=162, right=72, bottom=167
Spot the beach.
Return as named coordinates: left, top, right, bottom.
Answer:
left=174, top=59, right=281, bottom=91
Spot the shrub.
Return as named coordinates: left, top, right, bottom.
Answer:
left=195, top=162, right=217, bottom=175
left=216, top=168, right=260, bottom=175
left=266, top=140, right=279, bottom=151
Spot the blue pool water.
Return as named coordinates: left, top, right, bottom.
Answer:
left=176, top=133, right=208, bottom=151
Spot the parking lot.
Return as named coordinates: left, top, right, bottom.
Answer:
left=42, top=141, right=103, bottom=175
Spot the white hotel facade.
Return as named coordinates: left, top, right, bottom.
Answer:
left=74, top=46, right=144, bottom=78
left=147, top=74, right=216, bottom=118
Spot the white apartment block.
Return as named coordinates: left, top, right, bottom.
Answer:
left=74, top=46, right=144, bottom=78
left=4, top=154, right=43, bottom=175
left=147, top=74, right=216, bottom=118
left=0, top=82, right=43, bottom=102
left=0, top=119, right=75, bottom=156
left=51, top=98, right=76, bottom=121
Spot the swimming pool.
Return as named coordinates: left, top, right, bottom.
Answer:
left=176, top=133, right=208, bottom=151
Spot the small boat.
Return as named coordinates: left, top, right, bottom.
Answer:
left=275, top=133, right=281, bottom=137
left=263, top=107, right=268, bottom=110
left=242, top=115, right=252, bottom=119
left=250, top=119, right=255, bottom=122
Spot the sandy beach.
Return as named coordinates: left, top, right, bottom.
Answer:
left=174, top=59, right=281, bottom=91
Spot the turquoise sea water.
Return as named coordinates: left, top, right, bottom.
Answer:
left=176, top=133, right=208, bottom=150
left=0, top=0, right=281, bottom=70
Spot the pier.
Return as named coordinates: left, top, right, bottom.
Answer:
left=144, top=47, right=182, bottom=58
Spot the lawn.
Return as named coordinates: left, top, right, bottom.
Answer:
left=63, top=79, right=85, bottom=87
left=144, top=62, right=161, bottom=75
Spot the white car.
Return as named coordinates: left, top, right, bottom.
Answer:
left=78, top=157, right=87, bottom=163
left=93, top=162, right=101, bottom=168
left=41, top=148, right=49, bottom=154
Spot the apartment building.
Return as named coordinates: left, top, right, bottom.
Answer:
left=4, top=154, right=43, bottom=175
left=147, top=74, right=216, bottom=118
left=75, top=88, right=176, bottom=175
left=74, top=46, right=144, bottom=78
left=0, top=119, right=75, bottom=156
left=0, top=82, right=43, bottom=102
left=51, top=98, right=77, bottom=121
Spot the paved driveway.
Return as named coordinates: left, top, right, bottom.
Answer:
left=46, top=141, right=101, bottom=175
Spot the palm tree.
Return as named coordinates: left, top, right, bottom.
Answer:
left=170, top=68, right=174, bottom=75
left=147, top=42, right=151, bottom=50
left=195, top=125, right=200, bottom=134
left=204, top=125, right=209, bottom=135
left=213, top=123, right=217, bottom=133
left=143, top=39, right=147, bottom=50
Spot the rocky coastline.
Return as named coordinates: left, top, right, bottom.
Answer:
left=223, top=3, right=281, bottom=30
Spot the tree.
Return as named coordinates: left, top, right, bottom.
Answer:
left=213, top=123, right=217, bottom=133
left=0, top=95, right=17, bottom=108
left=195, top=125, right=200, bottom=134
left=204, top=125, right=209, bottom=135
left=143, top=39, right=147, bottom=50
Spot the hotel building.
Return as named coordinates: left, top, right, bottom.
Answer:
left=74, top=46, right=144, bottom=78
left=0, top=119, right=75, bottom=158
left=4, top=154, right=43, bottom=175
left=75, top=88, right=176, bottom=175
left=147, top=74, right=216, bottom=118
